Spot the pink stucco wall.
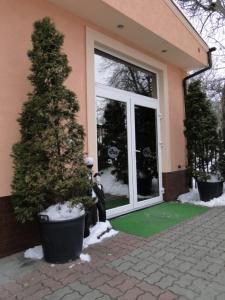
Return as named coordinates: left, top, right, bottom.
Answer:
left=103, top=0, right=207, bottom=66
left=0, top=0, right=202, bottom=196
left=167, top=65, right=187, bottom=171
left=0, top=0, right=87, bottom=197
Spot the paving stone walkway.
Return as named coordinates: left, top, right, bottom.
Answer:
left=1, top=207, right=225, bottom=300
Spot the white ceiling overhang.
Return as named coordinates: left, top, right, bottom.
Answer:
left=49, top=0, right=209, bottom=70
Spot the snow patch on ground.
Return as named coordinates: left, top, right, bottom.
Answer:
left=83, top=220, right=118, bottom=249
left=80, top=253, right=91, bottom=262
left=24, top=220, right=118, bottom=260
left=24, top=245, right=44, bottom=260
left=101, top=168, right=129, bottom=196
left=178, top=189, right=200, bottom=203
left=178, top=187, right=225, bottom=207
left=40, top=202, right=84, bottom=221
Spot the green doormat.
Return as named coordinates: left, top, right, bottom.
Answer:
left=111, top=202, right=209, bottom=238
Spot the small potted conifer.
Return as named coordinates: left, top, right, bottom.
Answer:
left=184, top=80, right=224, bottom=201
left=11, top=17, right=91, bottom=263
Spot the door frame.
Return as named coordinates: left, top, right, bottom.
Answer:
left=96, top=84, right=134, bottom=217
left=96, top=83, right=163, bottom=218
left=130, top=94, right=163, bottom=211
left=86, top=28, right=172, bottom=179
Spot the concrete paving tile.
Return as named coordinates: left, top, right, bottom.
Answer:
left=69, top=281, right=92, bottom=295
left=117, top=277, right=140, bottom=292
left=115, top=261, right=133, bottom=272
left=60, top=292, right=81, bottom=300
left=137, top=292, right=156, bottom=300
left=158, top=291, right=178, bottom=300
left=216, top=293, right=225, bottom=300
left=2, top=208, right=225, bottom=300
left=137, top=281, right=163, bottom=296
left=98, top=283, right=123, bottom=298
left=142, top=263, right=160, bottom=275
left=44, top=286, right=73, bottom=300
left=156, top=275, right=176, bottom=289
left=98, top=295, right=114, bottom=300
left=144, top=271, right=165, bottom=284
left=118, top=287, right=144, bottom=300
left=25, top=287, right=52, bottom=300
left=169, top=284, right=198, bottom=300
left=125, top=269, right=146, bottom=280
left=78, top=290, right=103, bottom=300
left=107, top=274, right=128, bottom=287
left=174, top=274, right=194, bottom=288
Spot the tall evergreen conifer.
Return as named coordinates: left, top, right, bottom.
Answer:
left=184, top=80, right=219, bottom=180
left=12, top=17, right=90, bottom=223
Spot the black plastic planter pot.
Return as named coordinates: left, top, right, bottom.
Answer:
left=38, top=214, right=85, bottom=264
left=197, top=181, right=223, bottom=202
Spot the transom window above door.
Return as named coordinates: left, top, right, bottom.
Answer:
left=94, top=49, right=157, bottom=99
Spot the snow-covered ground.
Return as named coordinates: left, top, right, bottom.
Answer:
left=25, top=246, right=92, bottom=263
left=24, top=220, right=118, bottom=261
left=83, top=220, right=118, bottom=249
left=177, top=185, right=225, bottom=207
left=79, top=253, right=91, bottom=263
left=24, top=245, right=43, bottom=260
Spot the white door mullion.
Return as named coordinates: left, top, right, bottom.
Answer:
left=156, top=107, right=163, bottom=199
left=129, top=97, right=136, bottom=209
left=127, top=96, right=135, bottom=211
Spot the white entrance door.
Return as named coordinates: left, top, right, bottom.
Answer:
left=96, top=84, right=162, bottom=218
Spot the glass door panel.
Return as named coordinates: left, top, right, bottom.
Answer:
left=134, top=105, right=159, bottom=202
left=96, top=96, right=130, bottom=210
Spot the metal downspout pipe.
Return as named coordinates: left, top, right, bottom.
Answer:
left=183, top=47, right=216, bottom=188
left=183, top=47, right=216, bottom=97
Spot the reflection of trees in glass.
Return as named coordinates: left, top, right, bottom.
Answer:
left=98, top=99, right=128, bottom=184
left=108, top=63, right=155, bottom=97
left=135, top=106, right=158, bottom=181
left=95, top=50, right=157, bottom=98
left=95, top=51, right=158, bottom=188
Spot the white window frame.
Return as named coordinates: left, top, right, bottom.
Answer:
left=86, top=28, right=171, bottom=217
left=86, top=28, right=171, bottom=174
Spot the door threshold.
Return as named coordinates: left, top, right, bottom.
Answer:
left=107, top=200, right=164, bottom=220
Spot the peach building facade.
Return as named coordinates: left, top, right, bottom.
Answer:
left=0, top=0, right=208, bottom=256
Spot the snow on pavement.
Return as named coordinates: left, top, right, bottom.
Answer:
left=24, top=220, right=118, bottom=260
left=79, top=253, right=91, bottom=262
left=178, top=187, right=225, bottom=207
left=83, top=220, right=118, bottom=249
left=24, top=245, right=44, bottom=260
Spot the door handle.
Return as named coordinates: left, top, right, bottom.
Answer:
left=135, top=149, right=141, bottom=153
